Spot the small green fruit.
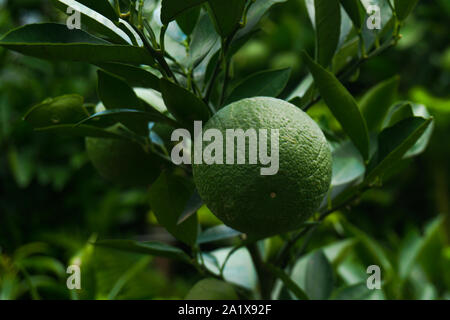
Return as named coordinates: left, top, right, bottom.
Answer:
left=192, top=97, right=332, bottom=238
left=85, top=137, right=164, bottom=187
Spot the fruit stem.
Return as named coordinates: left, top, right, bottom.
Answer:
left=246, top=242, right=272, bottom=300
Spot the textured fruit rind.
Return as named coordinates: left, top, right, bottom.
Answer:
left=192, top=97, right=332, bottom=238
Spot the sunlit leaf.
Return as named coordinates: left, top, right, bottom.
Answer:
left=52, top=0, right=129, bottom=44
left=201, top=247, right=257, bottom=290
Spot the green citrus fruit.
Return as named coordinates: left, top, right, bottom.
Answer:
left=192, top=97, right=332, bottom=238
left=85, top=137, right=164, bottom=187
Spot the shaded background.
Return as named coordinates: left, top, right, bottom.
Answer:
left=0, top=0, right=449, bottom=299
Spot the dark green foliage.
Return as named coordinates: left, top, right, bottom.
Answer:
left=0, top=0, right=447, bottom=301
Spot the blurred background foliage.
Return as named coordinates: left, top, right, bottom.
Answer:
left=0, top=0, right=449, bottom=300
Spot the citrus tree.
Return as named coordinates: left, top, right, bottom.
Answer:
left=0, top=0, right=439, bottom=300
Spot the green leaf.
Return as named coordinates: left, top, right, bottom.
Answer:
left=188, top=13, right=220, bottom=67
left=225, top=68, right=291, bottom=105
left=304, top=250, right=334, bottom=300
left=160, top=79, right=210, bottom=128
left=404, top=105, right=434, bottom=158
left=314, top=0, right=341, bottom=67
left=177, top=190, right=203, bottom=225
left=94, top=239, right=191, bottom=262
left=57, top=0, right=118, bottom=22
left=302, top=52, right=370, bottom=160
left=398, top=216, right=444, bottom=280
left=394, top=0, right=420, bottom=21
left=332, top=140, right=365, bottom=187
left=161, top=0, right=207, bottom=25
left=287, top=74, right=314, bottom=108
left=235, top=0, right=287, bottom=40
left=68, top=237, right=96, bottom=300
left=322, top=238, right=358, bottom=267
left=333, top=282, right=376, bottom=300
left=200, top=247, right=257, bottom=290
left=92, top=242, right=168, bottom=300
left=19, top=256, right=66, bottom=278
left=337, top=259, right=369, bottom=286
left=80, top=109, right=169, bottom=125
left=176, top=6, right=201, bottom=35
left=35, top=124, right=128, bottom=139
left=207, top=0, right=246, bottom=38
left=185, top=278, right=239, bottom=300
left=95, top=63, right=160, bottom=91
left=306, top=1, right=350, bottom=60
left=0, top=24, right=154, bottom=65
left=149, top=172, right=199, bottom=246
left=360, top=76, right=399, bottom=132
left=332, top=37, right=359, bottom=74
left=344, top=222, right=394, bottom=276
left=360, top=0, right=394, bottom=52
left=365, top=117, right=433, bottom=184
left=385, top=102, right=415, bottom=127
left=24, top=95, right=88, bottom=128
left=97, top=70, right=144, bottom=110
left=107, top=256, right=152, bottom=300
left=267, top=264, right=309, bottom=300
left=78, top=109, right=171, bottom=137
left=290, top=239, right=358, bottom=299
left=197, top=225, right=242, bottom=244
left=339, top=0, right=363, bottom=30
left=383, top=102, right=434, bottom=158
left=53, top=0, right=128, bottom=44
left=97, top=70, right=165, bottom=134
left=134, top=88, right=168, bottom=114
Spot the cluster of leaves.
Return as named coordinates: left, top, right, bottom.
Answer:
left=0, top=0, right=441, bottom=300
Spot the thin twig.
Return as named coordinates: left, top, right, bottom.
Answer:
left=204, top=0, right=256, bottom=105
left=132, top=25, right=178, bottom=84
left=246, top=242, right=272, bottom=299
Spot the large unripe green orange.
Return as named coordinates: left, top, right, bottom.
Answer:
left=192, top=97, right=332, bottom=238
left=85, top=137, right=164, bottom=187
